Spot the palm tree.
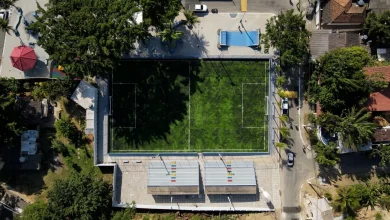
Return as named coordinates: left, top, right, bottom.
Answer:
left=280, top=115, right=289, bottom=125
left=334, top=187, right=360, bottom=216
left=276, top=142, right=287, bottom=149
left=183, top=10, right=200, bottom=28
left=157, top=22, right=183, bottom=48
left=279, top=126, right=290, bottom=139
left=338, top=107, right=376, bottom=150
left=0, top=18, right=13, bottom=35
left=362, top=183, right=381, bottom=210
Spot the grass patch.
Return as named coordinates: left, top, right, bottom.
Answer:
left=110, top=60, right=269, bottom=152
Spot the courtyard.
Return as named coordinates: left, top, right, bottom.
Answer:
left=110, top=60, right=270, bottom=152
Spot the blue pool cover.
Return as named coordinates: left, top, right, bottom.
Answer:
left=219, top=30, right=259, bottom=47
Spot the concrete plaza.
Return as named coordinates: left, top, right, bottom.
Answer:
left=109, top=155, right=281, bottom=211
left=130, top=12, right=276, bottom=59
left=0, top=0, right=50, bottom=79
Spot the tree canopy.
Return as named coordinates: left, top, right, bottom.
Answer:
left=31, top=78, right=77, bottom=101
left=0, top=78, right=22, bottom=148
left=22, top=172, right=112, bottom=220
left=313, top=142, right=340, bottom=167
left=29, top=0, right=178, bottom=77
left=318, top=108, right=376, bottom=150
left=261, top=10, right=311, bottom=67
left=307, top=46, right=385, bottom=114
left=364, top=10, right=390, bottom=45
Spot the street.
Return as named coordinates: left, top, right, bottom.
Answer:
left=279, top=67, right=317, bottom=220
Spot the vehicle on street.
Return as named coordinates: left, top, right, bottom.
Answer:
left=287, top=152, right=294, bottom=167
left=189, top=4, right=208, bottom=12
left=282, top=98, right=289, bottom=115
left=211, top=8, right=218, bottom=14
left=0, top=9, right=8, bottom=20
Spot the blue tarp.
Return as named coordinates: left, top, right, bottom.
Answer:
left=219, top=30, right=259, bottom=47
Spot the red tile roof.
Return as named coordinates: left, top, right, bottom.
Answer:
left=364, top=66, right=390, bottom=82
left=366, top=85, right=390, bottom=111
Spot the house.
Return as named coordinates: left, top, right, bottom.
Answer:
left=365, top=65, right=390, bottom=112
left=309, top=30, right=361, bottom=59
left=19, top=96, right=49, bottom=126
left=321, top=0, right=367, bottom=28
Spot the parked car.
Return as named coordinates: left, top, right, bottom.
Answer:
left=0, top=9, right=8, bottom=20
left=281, top=98, right=289, bottom=115
left=189, top=4, right=208, bottom=12
left=287, top=153, right=294, bottom=167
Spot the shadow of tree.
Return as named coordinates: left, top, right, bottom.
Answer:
left=112, top=60, right=203, bottom=150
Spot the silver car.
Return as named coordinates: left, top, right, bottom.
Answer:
left=287, top=153, right=294, bottom=167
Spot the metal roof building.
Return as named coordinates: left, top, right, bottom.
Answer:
left=147, top=160, right=199, bottom=195
left=204, top=161, right=257, bottom=194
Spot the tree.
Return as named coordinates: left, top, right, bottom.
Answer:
left=45, top=172, right=112, bottom=220
left=280, top=115, right=289, bottom=125
left=21, top=201, right=48, bottom=220
left=333, top=187, right=361, bottom=216
left=139, top=0, right=181, bottom=30
left=31, top=79, right=76, bottom=101
left=319, top=108, right=376, bottom=150
left=364, top=10, right=390, bottom=45
left=261, top=10, right=311, bottom=67
left=54, top=118, right=77, bottom=140
left=28, top=0, right=151, bottom=77
left=276, top=75, right=286, bottom=88
left=307, top=46, right=383, bottom=114
left=111, top=203, right=136, bottom=220
left=378, top=195, right=390, bottom=211
left=0, top=0, right=18, bottom=9
left=157, top=22, right=183, bottom=48
left=183, top=10, right=200, bottom=27
left=276, top=142, right=288, bottom=149
left=279, top=126, right=290, bottom=139
left=0, top=18, right=12, bottom=35
left=360, top=183, right=381, bottom=210
left=0, top=78, right=22, bottom=150
left=371, top=145, right=390, bottom=167
left=313, top=142, right=340, bottom=167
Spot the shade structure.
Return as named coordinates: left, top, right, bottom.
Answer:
left=10, top=46, right=37, bottom=71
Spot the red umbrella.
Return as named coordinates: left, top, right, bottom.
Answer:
left=10, top=46, right=37, bottom=71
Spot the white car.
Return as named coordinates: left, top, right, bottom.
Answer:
left=287, top=153, right=294, bottom=167
left=281, top=98, right=289, bottom=115
left=189, top=4, right=208, bottom=12
left=0, top=9, right=8, bottom=20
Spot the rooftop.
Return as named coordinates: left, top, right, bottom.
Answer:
left=372, top=127, right=390, bottom=143
left=364, top=66, right=390, bottom=112
left=322, top=0, right=366, bottom=25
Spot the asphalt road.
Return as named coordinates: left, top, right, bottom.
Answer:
left=280, top=68, right=316, bottom=220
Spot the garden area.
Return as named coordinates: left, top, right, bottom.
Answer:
left=110, top=60, right=269, bottom=152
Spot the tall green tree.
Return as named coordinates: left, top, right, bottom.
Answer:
left=371, top=144, right=390, bottom=167
left=139, top=0, right=181, bottom=30
left=46, top=172, right=112, bottom=220
left=333, top=187, right=361, bottom=217
left=157, top=22, right=183, bottom=48
left=0, top=78, right=22, bottom=149
left=31, top=78, right=77, bottom=101
left=318, top=108, right=376, bottom=150
left=183, top=9, right=200, bottom=27
left=313, top=142, right=340, bottom=167
left=307, top=46, right=382, bottom=114
left=21, top=201, right=48, bottom=220
left=28, top=0, right=151, bottom=77
left=364, top=10, right=390, bottom=45
left=261, top=10, right=311, bottom=67
left=0, top=0, right=18, bottom=9
left=0, top=18, right=12, bottom=35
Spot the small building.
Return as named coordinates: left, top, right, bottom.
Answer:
left=204, top=161, right=257, bottom=194
left=19, top=96, right=49, bottom=126
left=364, top=66, right=390, bottom=112
left=21, top=130, right=38, bottom=156
left=147, top=160, right=199, bottom=195
left=70, top=80, right=98, bottom=135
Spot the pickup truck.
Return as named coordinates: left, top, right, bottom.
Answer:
left=188, top=4, right=208, bottom=12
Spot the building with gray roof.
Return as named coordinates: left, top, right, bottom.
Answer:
left=147, top=160, right=199, bottom=195
left=204, top=161, right=257, bottom=194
